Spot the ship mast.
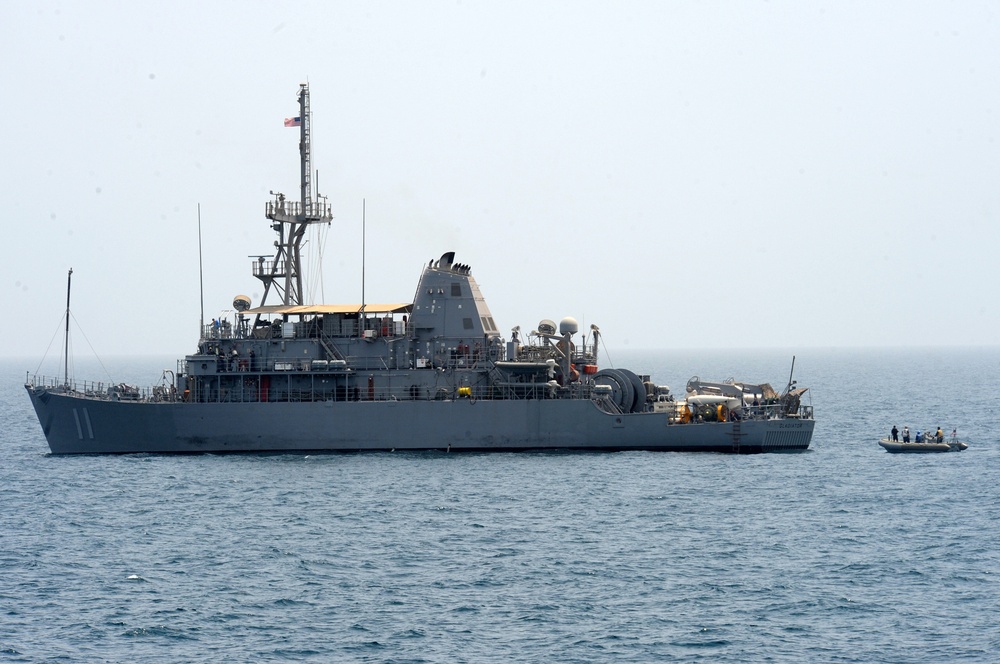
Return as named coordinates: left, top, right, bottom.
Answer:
left=255, top=83, right=332, bottom=307
left=64, top=267, right=73, bottom=388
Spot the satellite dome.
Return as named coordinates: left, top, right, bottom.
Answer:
left=559, top=317, right=579, bottom=335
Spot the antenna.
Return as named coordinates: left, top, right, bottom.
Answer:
left=785, top=355, right=797, bottom=395
left=198, top=203, right=205, bottom=337
left=64, top=267, right=73, bottom=388
left=361, top=198, right=366, bottom=328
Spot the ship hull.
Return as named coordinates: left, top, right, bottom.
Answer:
left=26, top=386, right=813, bottom=455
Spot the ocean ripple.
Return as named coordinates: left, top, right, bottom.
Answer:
left=3, top=349, right=1000, bottom=661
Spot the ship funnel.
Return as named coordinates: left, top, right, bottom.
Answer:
left=437, top=252, right=455, bottom=270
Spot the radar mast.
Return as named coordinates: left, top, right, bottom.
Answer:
left=254, top=83, right=333, bottom=307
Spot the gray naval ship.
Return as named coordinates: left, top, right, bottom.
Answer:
left=25, top=84, right=815, bottom=455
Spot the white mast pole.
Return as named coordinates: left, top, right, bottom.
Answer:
left=198, top=203, right=205, bottom=338
left=64, top=267, right=73, bottom=387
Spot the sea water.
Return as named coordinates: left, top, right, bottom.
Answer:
left=2, top=347, right=998, bottom=662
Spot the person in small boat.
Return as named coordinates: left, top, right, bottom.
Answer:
left=936, top=427, right=944, bottom=442
left=891, top=425, right=899, bottom=442
left=915, top=430, right=923, bottom=443
left=951, top=428, right=957, bottom=441
left=902, top=426, right=910, bottom=443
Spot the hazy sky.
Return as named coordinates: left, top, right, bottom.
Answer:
left=4, top=1, right=999, bottom=362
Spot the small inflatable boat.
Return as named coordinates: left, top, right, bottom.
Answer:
left=878, top=438, right=968, bottom=453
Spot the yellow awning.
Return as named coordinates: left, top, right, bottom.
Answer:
left=244, top=303, right=412, bottom=316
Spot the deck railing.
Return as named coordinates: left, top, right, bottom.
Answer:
left=265, top=199, right=332, bottom=220
left=26, top=372, right=815, bottom=421
left=25, top=374, right=179, bottom=402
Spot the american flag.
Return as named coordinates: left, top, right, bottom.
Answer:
left=284, top=117, right=301, bottom=127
